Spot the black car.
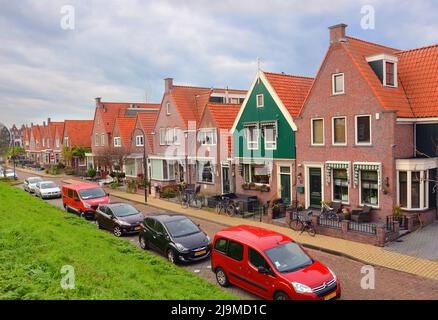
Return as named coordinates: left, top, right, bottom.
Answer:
left=95, top=203, right=144, bottom=237
left=139, top=215, right=212, bottom=264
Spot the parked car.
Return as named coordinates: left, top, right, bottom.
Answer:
left=139, top=215, right=212, bottom=264
left=4, top=169, right=17, bottom=180
left=211, top=225, right=341, bottom=300
left=62, top=183, right=110, bottom=220
left=23, top=177, right=44, bottom=193
left=35, top=181, right=62, bottom=199
left=95, top=203, right=144, bottom=237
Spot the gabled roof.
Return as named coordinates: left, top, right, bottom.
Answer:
left=207, top=103, right=241, bottom=130
left=113, top=117, right=137, bottom=147
left=49, top=122, right=64, bottom=148
left=136, top=111, right=159, bottom=152
left=264, top=72, right=314, bottom=117
left=396, top=44, right=438, bottom=118
left=169, top=85, right=246, bottom=128
left=64, top=120, right=94, bottom=148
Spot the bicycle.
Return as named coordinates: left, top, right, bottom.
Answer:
left=299, top=211, right=316, bottom=237
left=216, top=196, right=240, bottom=217
left=181, top=186, right=203, bottom=209
left=288, top=210, right=304, bottom=231
left=321, top=201, right=340, bottom=221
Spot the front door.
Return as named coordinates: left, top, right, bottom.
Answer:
left=309, top=168, right=322, bottom=208
left=222, top=166, right=230, bottom=194
left=279, top=166, right=291, bottom=205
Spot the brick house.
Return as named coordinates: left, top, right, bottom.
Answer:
left=296, top=24, right=438, bottom=224
left=89, top=98, right=159, bottom=175
left=10, top=124, right=24, bottom=147
left=28, top=124, right=43, bottom=164
left=126, top=111, right=159, bottom=179
left=62, top=120, right=94, bottom=171
left=231, top=70, right=313, bottom=206
left=196, top=103, right=241, bottom=195
left=48, top=120, right=64, bottom=164
left=150, top=78, right=246, bottom=191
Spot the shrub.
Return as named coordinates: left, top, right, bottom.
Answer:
left=87, top=168, right=97, bottom=178
left=161, top=185, right=178, bottom=199
left=109, top=181, right=120, bottom=189
left=64, top=167, right=74, bottom=175
left=127, top=180, right=138, bottom=194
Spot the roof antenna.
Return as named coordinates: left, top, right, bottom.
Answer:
left=257, top=56, right=261, bottom=71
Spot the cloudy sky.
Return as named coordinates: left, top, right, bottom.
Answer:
left=1, top=0, right=437, bottom=127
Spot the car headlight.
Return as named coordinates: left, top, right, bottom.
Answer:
left=206, top=235, right=211, bottom=244
left=84, top=203, right=91, bottom=208
left=291, top=282, right=313, bottom=294
left=118, top=221, right=131, bottom=227
left=328, top=267, right=337, bottom=281
left=175, top=243, right=188, bottom=252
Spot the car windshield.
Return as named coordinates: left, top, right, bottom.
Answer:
left=29, top=178, right=43, bottom=184
left=111, top=204, right=140, bottom=217
left=264, top=242, right=313, bottom=274
left=165, top=218, right=200, bottom=238
left=78, top=187, right=106, bottom=200
left=40, top=182, right=58, bottom=189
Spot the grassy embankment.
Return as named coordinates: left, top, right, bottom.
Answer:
left=0, top=183, right=237, bottom=300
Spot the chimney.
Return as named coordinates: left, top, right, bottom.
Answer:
left=164, top=78, right=173, bottom=93
left=47, top=117, right=51, bottom=124
left=329, top=23, right=348, bottom=44
left=95, top=97, right=102, bottom=108
left=31, top=122, right=34, bottom=127
left=43, top=121, right=46, bottom=127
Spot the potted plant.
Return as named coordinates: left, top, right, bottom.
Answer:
left=341, top=207, right=351, bottom=220
left=249, top=182, right=256, bottom=190
left=393, top=205, right=402, bottom=219
left=260, top=184, right=270, bottom=192
left=272, top=203, right=281, bottom=218
left=241, top=182, right=250, bottom=190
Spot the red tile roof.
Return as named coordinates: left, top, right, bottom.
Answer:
left=136, top=111, right=159, bottom=152
left=396, top=44, right=438, bottom=118
left=170, top=85, right=247, bottom=128
left=49, top=122, right=64, bottom=149
left=64, top=120, right=94, bottom=148
left=264, top=72, right=314, bottom=117
left=114, top=117, right=137, bottom=147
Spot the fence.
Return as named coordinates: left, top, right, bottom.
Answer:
left=386, top=215, right=407, bottom=231
left=318, top=217, right=342, bottom=229
left=348, top=221, right=377, bottom=235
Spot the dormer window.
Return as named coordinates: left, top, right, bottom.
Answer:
left=256, top=94, right=264, bottom=108
left=366, top=54, right=398, bottom=88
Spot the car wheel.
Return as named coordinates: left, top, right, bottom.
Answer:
left=215, top=268, right=230, bottom=287
left=64, top=204, right=69, bottom=212
left=167, top=249, right=177, bottom=264
left=274, top=291, right=290, bottom=300
left=95, top=219, right=102, bottom=229
left=139, top=236, right=149, bottom=250
left=113, top=226, right=122, bottom=237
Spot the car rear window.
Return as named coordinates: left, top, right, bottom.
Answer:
left=214, top=238, right=228, bottom=254
left=227, top=241, right=244, bottom=261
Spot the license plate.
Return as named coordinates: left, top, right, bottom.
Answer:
left=194, top=250, right=207, bottom=256
left=324, top=292, right=337, bottom=300
left=135, top=226, right=141, bottom=230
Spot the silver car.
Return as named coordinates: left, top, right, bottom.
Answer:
left=24, top=177, right=44, bottom=193
left=35, top=181, right=62, bottom=199
left=4, top=169, right=17, bottom=180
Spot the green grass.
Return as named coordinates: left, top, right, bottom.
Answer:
left=0, top=183, right=237, bottom=300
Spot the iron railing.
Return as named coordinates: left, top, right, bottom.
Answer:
left=348, top=221, right=377, bottom=235
left=318, top=216, right=342, bottom=229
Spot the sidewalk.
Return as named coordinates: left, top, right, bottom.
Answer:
left=14, top=167, right=70, bottom=179
left=60, top=178, right=438, bottom=281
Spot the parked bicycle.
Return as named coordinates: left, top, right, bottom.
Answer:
left=289, top=210, right=316, bottom=237
left=181, top=185, right=203, bottom=209
left=216, top=196, right=240, bottom=217
left=321, top=201, right=341, bottom=221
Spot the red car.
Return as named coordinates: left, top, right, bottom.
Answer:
left=62, top=183, right=110, bottom=220
left=211, top=225, right=341, bottom=300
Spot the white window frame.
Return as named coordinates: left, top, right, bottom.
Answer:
left=64, top=137, right=69, bottom=148
left=113, top=137, right=122, bottom=147
left=166, top=102, right=171, bottom=115
left=383, top=61, right=398, bottom=88
left=397, top=170, right=429, bottom=211
left=165, top=128, right=174, bottom=145
left=199, top=128, right=217, bottom=146
left=332, top=73, right=345, bottom=95
left=55, top=138, right=60, bottom=148
left=262, top=123, right=277, bottom=150
left=355, top=115, right=372, bottom=146
left=159, top=128, right=165, bottom=146
left=94, top=133, right=99, bottom=146
left=256, top=94, right=264, bottom=108
left=311, top=118, right=325, bottom=146
left=331, top=168, right=350, bottom=205
left=246, top=126, right=259, bottom=150
left=197, top=160, right=214, bottom=184
left=174, top=128, right=182, bottom=146
left=135, top=135, right=144, bottom=147
left=332, top=116, right=347, bottom=146
left=150, top=159, right=175, bottom=181
left=101, top=133, right=105, bottom=146
left=359, top=169, right=380, bottom=208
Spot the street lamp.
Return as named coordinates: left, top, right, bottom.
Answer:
left=132, top=127, right=148, bottom=203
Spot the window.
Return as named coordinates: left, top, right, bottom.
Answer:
left=356, top=115, right=371, bottom=145
left=145, top=218, right=156, bottom=230
left=135, top=135, right=144, bottom=147
left=243, top=164, right=271, bottom=185
left=165, top=128, right=174, bottom=145
left=174, top=128, right=182, bottom=145
left=248, top=248, right=269, bottom=269
left=95, top=134, right=98, bottom=146
left=159, top=128, right=165, bottom=146
left=124, top=159, right=136, bottom=177
left=262, top=123, right=277, bottom=150
left=42, top=139, right=45, bottom=147
left=64, top=137, right=69, bottom=147
left=150, top=159, right=175, bottom=181
left=332, top=73, right=345, bottom=94
left=246, top=125, right=259, bottom=150
left=227, top=241, right=244, bottom=261
left=332, top=117, right=346, bottom=145
left=398, top=170, right=428, bottom=210
left=101, top=133, right=105, bottom=146
left=311, top=119, right=324, bottom=145
left=197, top=160, right=214, bottom=183
left=214, top=238, right=228, bottom=254
left=385, top=62, right=395, bottom=87
left=199, top=129, right=216, bottom=146
left=333, top=169, right=348, bottom=203
left=166, top=102, right=171, bottom=115
left=55, top=138, right=60, bottom=148
left=256, top=94, right=264, bottom=108
left=114, top=137, right=121, bottom=147
left=360, top=170, right=379, bottom=206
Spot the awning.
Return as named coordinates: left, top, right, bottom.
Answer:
left=353, top=163, right=382, bottom=188
left=243, top=122, right=259, bottom=128
left=325, top=162, right=350, bottom=185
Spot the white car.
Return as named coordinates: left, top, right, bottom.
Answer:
left=35, top=181, right=62, bottom=199
left=24, top=177, right=44, bottom=193
left=4, top=169, right=17, bottom=180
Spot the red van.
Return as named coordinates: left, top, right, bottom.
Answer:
left=211, top=225, right=341, bottom=300
left=62, top=183, right=110, bottom=220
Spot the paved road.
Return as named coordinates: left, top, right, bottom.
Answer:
left=12, top=170, right=438, bottom=300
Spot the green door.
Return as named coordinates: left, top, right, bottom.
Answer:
left=222, top=166, right=230, bottom=194
left=280, top=167, right=291, bottom=205
left=309, top=168, right=322, bottom=208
